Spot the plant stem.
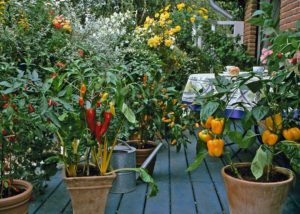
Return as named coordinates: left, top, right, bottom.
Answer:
left=224, top=151, right=243, bottom=180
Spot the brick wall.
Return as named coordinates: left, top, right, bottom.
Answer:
left=244, top=0, right=258, bottom=56
left=279, top=0, right=300, bottom=31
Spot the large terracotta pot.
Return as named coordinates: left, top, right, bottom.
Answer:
left=64, top=170, right=116, bottom=214
left=0, top=179, right=33, bottom=214
left=127, top=140, right=157, bottom=175
left=221, top=163, right=294, bottom=214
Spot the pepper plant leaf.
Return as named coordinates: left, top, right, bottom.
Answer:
left=187, top=149, right=207, bottom=172
left=122, top=103, right=136, bottom=124
left=200, top=101, right=219, bottom=121
left=251, top=146, right=268, bottom=180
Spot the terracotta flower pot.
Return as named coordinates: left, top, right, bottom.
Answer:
left=0, top=179, right=33, bottom=214
left=64, top=170, right=116, bottom=214
left=221, top=163, right=294, bottom=214
left=126, top=140, right=157, bottom=175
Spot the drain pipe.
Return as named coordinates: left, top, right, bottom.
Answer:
left=209, top=0, right=233, bottom=20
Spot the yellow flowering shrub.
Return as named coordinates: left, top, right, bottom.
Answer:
left=136, top=2, right=209, bottom=50
left=176, top=3, right=185, bottom=11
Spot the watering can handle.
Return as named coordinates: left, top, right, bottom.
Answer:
left=117, top=139, right=132, bottom=149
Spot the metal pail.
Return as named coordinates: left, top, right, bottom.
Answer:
left=110, top=141, right=136, bottom=193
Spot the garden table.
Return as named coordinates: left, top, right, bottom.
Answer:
left=181, top=72, right=262, bottom=119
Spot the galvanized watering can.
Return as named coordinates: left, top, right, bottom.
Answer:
left=110, top=140, right=163, bottom=193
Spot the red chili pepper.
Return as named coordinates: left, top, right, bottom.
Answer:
left=2, top=103, right=9, bottom=109
left=11, top=104, right=18, bottom=112
left=2, top=129, right=8, bottom=136
left=80, top=84, right=86, bottom=96
left=1, top=95, right=9, bottom=101
left=86, top=108, right=96, bottom=134
left=96, top=100, right=102, bottom=108
left=79, top=97, right=84, bottom=107
left=99, top=112, right=112, bottom=136
left=8, top=135, right=15, bottom=142
left=95, top=122, right=102, bottom=144
left=28, top=104, right=35, bottom=113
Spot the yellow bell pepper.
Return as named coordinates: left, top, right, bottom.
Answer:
left=283, top=127, right=300, bottom=141
left=207, top=139, right=224, bottom=157
left=211, top=118, right=225, bottom=135
left=262, top=130, right=278, bottom=146
left=265, top=113, right=282, bottom=133
left=198, top=130, right=212, bottom=143
left=202, top=116, right=214, bottom=129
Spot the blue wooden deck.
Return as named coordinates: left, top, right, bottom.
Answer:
left=28, top=122, right=297, bottom=214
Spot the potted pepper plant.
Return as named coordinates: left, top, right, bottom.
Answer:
left=47, top=56, right=157, bottom=213
left=188, top=3, right=299, bottom=211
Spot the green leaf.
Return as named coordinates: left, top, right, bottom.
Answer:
left=252, top=10, right=265, bottom=17
left=200, top=101, right=219, bottom=121
left=251, top=146, right=268, bottom=179
left=246, top=81, right=263, bottom=93
left=228, top=131, right=243, bottom=144
left=264, top=27, right=276, bottom=35
left=187, top=150, right=207, bottom=172
left=252, top=106, right=269, bottom=122
left=136, top=168, right=158, bottom=197
left=122, top=103, right=136, bottom=123
left=240, top=130, right=257, bottom=149
left=2, top=87, right=17, bottom=94
left=0, top=81, right=12, bottom=87
left=40, top=96, right=48, bottom=115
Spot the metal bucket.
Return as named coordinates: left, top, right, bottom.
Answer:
left=110, top=141, right=136, bottom=193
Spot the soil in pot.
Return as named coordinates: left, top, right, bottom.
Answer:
left=225, top=166, right=289, bottom=182
left=127, top=140, right=157, bottom=175
left=0, top=179, right=33, bottom=214
left=222, top=163, right=294, bottom=214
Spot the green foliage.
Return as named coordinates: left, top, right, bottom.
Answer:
left=200, top=23, right=255, bottom=71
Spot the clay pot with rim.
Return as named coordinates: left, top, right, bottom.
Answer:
left=221, top=163, right=294, bottom=214
left=126, top=140, right=157, bottom=175
left=0, top=179, right=33, bottom=214
left=63, top=166, right=116, bottom=214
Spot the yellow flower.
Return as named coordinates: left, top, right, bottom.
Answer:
left=165, top=4, right=171, bottom=11
left=200, top=7, right=208, bottom=13
left=187, top=7, right=192, bottom=12
left=164, top=39, right=173, bottom=47
left=176, top=3, right=185, bottom=11
left=160, top=11, right=170, bottom=21
left=174, top=25, right=181, bottom=33
left=155, top=13, right=159, bottom=18
left=63, top=24, right=72, bottom=33
left=144, top=16, right=154, bottom=25
left=168, top=29, right=175, bottom=35
left=167, top=20, right=173, bottom=24
left=159, top=20, right=165, bottom=26
left=190, top=16, right=196, bottom=23
left=203, top=15, right=208, bottom=20
left=147, top=35, right=162, bottom=48
left=144, top=23, right=150, bottom=29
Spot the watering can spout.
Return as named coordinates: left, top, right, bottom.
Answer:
left=137, top=142, right=163, bottom=179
